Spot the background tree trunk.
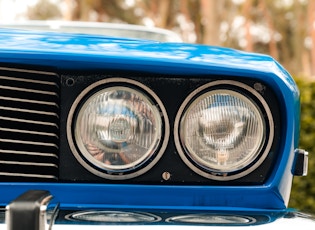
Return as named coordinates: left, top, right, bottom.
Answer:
left=200, top=0, right=220, bottom=46
left=242, top=0, right=253, bottom=52
left=308, top=0, right=315, bottom=76
left=259, top=1, right=279, bottom=60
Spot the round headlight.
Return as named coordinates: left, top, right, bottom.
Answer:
left=68, top=78, right=169, bottom=180
left=174, top=81, right=273, bottom=181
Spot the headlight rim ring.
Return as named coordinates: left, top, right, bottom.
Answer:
left=174, top=80, right=274, bottom=181
left=67, top=77, right=170, bottom=180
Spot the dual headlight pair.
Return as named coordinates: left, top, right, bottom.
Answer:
left=67, top=78, right=273, bottom=181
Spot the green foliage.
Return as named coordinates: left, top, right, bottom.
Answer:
left=289, top=77, right=315, bottom=214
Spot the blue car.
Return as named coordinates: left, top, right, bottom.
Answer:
left=0, top=22, right=313, bottom=229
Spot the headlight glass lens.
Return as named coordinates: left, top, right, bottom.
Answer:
left=75, top=86, right=162, bottom=173
left=179, top=89, right=266, bottom=174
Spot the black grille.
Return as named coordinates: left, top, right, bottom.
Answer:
left=0, top=67, right=59, bottom=181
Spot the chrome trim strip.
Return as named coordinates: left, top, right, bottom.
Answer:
left=0, top=96, right=58, bottom=107
left=0, top=66, right=57, bottom=76
left=0, top=160, right=57, bottom=168
left=0, top=85, right=58, bottom=96
left=0, top=138, right=58, bottom=149
left=0, top=116, right=58, bottom=128
left=0, top=106, right=58, bottom=117
left=0, top=172, right=57, bottom=179
left=0, top=149, right=58, bottom=158
left=0, top=127, right=58, bottom=138
left=0, top=75, right=59, bottom=86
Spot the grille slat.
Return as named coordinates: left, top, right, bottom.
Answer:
left=0, top=85, right=58, bottom=96
left=0, top=149, right=57, bottom=158
left=0, top=172, right=58, bottom=179
left=0, top=67, right=60, bottom=181
left=0, top=95, right=58, bottom=106
left=0, top=127, right=58, bottom=137
left=0, top=106, right=58, bottom=117
left=0, top=116, right=58, bottom=127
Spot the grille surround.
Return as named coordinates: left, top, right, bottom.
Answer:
left=0, top=67, right=60, bottom=181
left=0, top=67, right=282, bottom=184
left=60, top=73, right=282, bottom=185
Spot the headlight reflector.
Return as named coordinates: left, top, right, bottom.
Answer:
left=68, top=79, right=169, bottom=179
left=175, top=81, right=273, bottom=180
left=182, top=90, right=265, bottom=171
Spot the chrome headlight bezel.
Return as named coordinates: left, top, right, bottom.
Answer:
left=174, top=80, right=274, bottom=181
left=67, top=78, right=170, bottom=180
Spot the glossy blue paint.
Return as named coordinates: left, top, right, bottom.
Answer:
left=0, top=29, right=300, bottom=211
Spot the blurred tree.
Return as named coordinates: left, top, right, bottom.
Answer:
left=259, top=0, right=278, bottom=60
left=72, top=0, right=142, bottom=23
left=28, top=0, right=61, bottom=20
left=289, top=78, right=315, bottom=214
left=200, top=0, right=221, bottom=46
left=291, top=0, right=308, bottom=76
left=308, top=0, right=315, bottom=76
left=242, top=0, right=253, bottom=52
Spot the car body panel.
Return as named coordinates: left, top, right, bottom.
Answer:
left=0, top=26, right=312, bottom=229
left=0, top=28, right=300, bottom=209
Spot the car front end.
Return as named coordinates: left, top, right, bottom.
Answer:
left=0, top=26, right=313, bottom=229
